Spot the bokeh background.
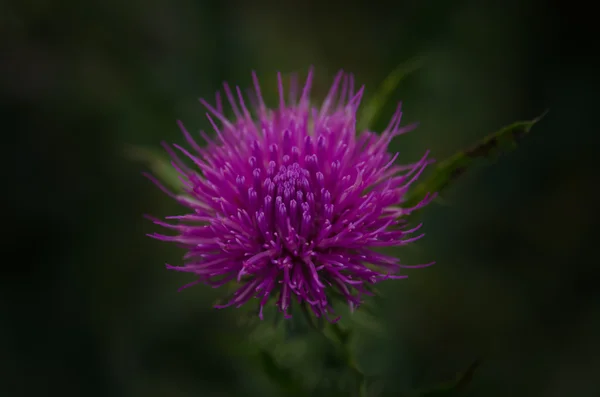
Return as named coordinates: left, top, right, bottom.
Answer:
left=2, top=0, right=599, bottom=396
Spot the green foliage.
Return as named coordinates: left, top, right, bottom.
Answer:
left=378, top=359, right=482, bottom=397
left=125, top=144, right=186, bottom=192
left=357, top=56, right=426, bottom=132
left=258, top=349, right=305, bottom=396
left=323, top=323, right=368, bottom=397
left=410, top=358, right=482, bottom=397
left=404, top=111, right=548, bottom=209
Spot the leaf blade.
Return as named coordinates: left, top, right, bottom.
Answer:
left=358, top=56, right=426, bottom=131
left=125, top=145, right=185, bottom=192
left=404, top=111, right=548, bottom=208
left=258, top=349, right=304, bottom=395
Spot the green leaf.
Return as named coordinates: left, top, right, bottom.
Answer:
left=124, top=145, right=185, bottom=192
left=328, top=322, right=352, bottom=346
left=358, top=56, right=426, bottom=131
left=404, top=111, right=548, bottom=208
left=258, top=349, right=303, bottom=395
left=406, top=358, right=483, bottom=397
left=382, top=359, right=481, bottom=397
left=299, top=301, right=325, bottom=332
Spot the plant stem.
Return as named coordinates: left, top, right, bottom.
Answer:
left=329, top=323, right=367, bottom=397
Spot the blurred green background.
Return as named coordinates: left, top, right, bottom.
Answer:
left=2, top=0, right=599, bottom=396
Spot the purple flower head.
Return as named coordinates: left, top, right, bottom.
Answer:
left=146, top=69, right=435, bottom=322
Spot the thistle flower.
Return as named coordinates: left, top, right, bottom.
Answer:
left=146, top=69, right=435, bottom=322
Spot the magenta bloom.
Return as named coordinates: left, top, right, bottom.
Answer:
left=147, top=69, right=434, bottom=322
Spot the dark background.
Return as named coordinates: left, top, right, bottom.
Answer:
left=2, top=0, right=598, bottom=396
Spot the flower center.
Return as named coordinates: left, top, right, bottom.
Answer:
left=250, top=155, right=334, bottom=264
left=272, top=162, right=311, bottom=205
left=266, top=162, right=316, bottom=243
